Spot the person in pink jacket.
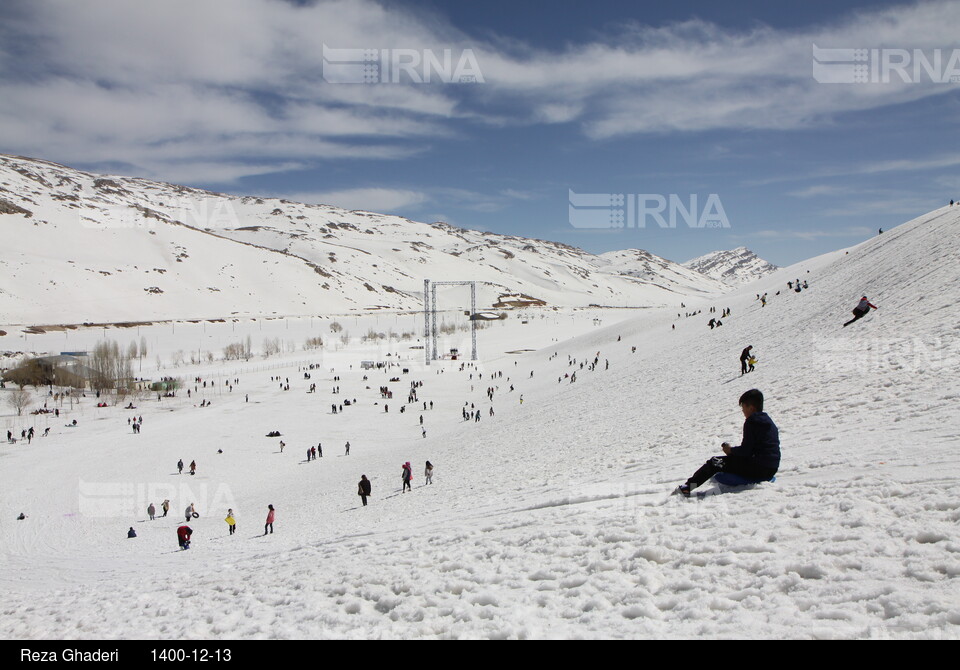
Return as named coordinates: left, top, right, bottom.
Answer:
left=264, top=504, right=275, bottom=535
left=843, top=295, right=878, bottom=327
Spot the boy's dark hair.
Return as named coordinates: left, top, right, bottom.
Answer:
left=739, top=388, right=764, bottom=411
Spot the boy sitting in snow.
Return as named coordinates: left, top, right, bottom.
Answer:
left=675, top=389, right=780, bottom=497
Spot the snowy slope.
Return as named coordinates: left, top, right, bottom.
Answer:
left=683, top=246, right=778, bottom=286
left=0, top=202, right=958, bottom=639
left=0, top=155, right=727, bottom=325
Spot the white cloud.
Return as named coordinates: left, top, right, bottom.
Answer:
left=751, top=226, right=875, bottom=240
left=788, top=185, right=852, bottom=198
left=2, top=0, right=958, bottom=185
left=284, top=188, right=430, bottom=213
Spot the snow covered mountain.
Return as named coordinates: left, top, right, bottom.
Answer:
left=683, top=246, right=778, bottom=286
left=0, top=155, right=728, bottom=325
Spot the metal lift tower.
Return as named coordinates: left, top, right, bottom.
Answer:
left=423, top=279, right=477, bottom=365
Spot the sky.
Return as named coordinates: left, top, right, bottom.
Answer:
left=1, top=0, right=959, bottom=266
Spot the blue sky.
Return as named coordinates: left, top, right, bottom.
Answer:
left=1, top=0, right=958, bottom=266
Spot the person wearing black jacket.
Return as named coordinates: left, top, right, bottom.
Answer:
left=739, top=346, right=753, bottom=375
left=675, top=389, right=780, bottom=497
left=358, top=475, right=372, bottom=506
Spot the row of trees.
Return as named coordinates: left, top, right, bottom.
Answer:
left=88, top=340, right=134, bottom=392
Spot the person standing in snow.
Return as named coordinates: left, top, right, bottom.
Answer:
left=740, top=346, right=753, bottom=376
left=189, top=460, right=196, bottom=476
left=424, top=461, right=434, bottom=485
left=185, top=503, right=197, bottom=522
left=401, top=462, right=413, bottom=492
left=358, top=475, right=372, bottom=506
left=843, top=296, right=878, bottom=327
left=225, top=509, right=236, bottom=536
left=264, top=505, right=275, bottom=535
left=147, top=503, right=156, bottom=521
left=161, top=500, right=170, bottom=517
left=177, top=459, right=184, bottom=475
left=674, top=389, right=780, bottom=497
left=345, top=441, right=350, bottom=456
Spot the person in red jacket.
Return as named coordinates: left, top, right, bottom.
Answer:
left=177, top=525, right=192, bottom=550
left=843, top=296, right=878, bottom=327
left=264, top=505, right=275, bottom=535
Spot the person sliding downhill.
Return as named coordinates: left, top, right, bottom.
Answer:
left=843, top=296, right=878, bottom=327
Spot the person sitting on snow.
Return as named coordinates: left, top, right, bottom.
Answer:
left=674, top=389, right=780, bottom=497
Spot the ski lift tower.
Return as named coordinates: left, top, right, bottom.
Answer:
left=423, top=279, right=478, bottom=365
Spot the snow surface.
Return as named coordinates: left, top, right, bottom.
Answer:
left=0, top=206, right=959, bottom=639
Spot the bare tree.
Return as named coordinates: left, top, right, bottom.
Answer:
left=7, top=388, right=32, bottom=416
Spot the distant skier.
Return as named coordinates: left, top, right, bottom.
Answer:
left=402, top=462, right=413, bottom=492
left=264, top=505, right=275, bottom=535
left=843, top=296, right=878, bottom=327
left=177, top=525, right=193, bottom=550
left=358, top=475, right=372, bottom=506
left=674, top=389, right=780, bottom=497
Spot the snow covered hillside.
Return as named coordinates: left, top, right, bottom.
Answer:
left=684, top=246, right=778, bottom=286
left=0, top=155, right=727, bottom=325
left=0, top=203, right=958, bottom=639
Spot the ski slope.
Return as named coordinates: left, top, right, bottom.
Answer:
left=0, top=207, right=958, bottom=639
